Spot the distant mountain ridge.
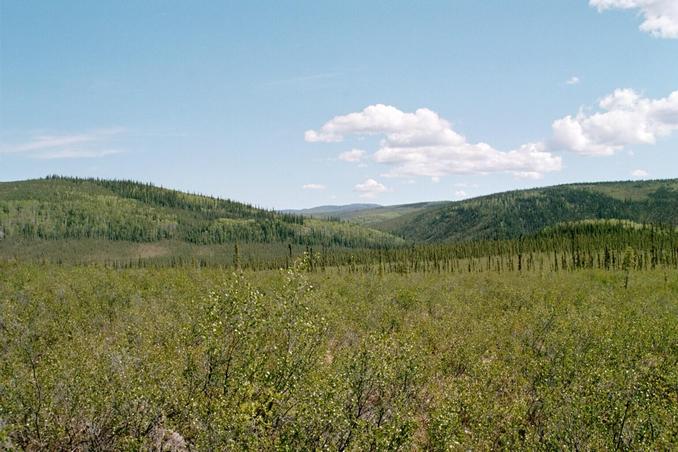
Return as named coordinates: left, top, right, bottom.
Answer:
left=282, top=203, right=381, bottom=216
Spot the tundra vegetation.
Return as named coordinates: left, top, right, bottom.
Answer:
left=0, top=178, right=677, bottom=450
left=1, top=260, right=676, bottom=450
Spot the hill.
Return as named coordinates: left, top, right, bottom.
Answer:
left=283, top=203, right=381, bottom=217
left=287, top=201, right=447, bottom=227
left=324, top=201, right=446, bottom=226
left=0, top=177, right=404, bottom=265
left=3, top=177, right=678, bottom=266
left=347, top=179, right=678, bottom=242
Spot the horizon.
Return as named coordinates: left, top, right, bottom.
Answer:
left=1, top=1, right=677, bottom=209
left=3, top=174, right=677, bottom=212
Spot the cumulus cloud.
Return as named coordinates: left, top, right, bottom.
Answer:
left=338, top=149, right=366, bottom=162
left=0, top=128, right=125, bottom=159
left=566, top=76, right=580, bottom=85
left=306, top=104, right=562, bottom=179
left=354, top=178, right=387, bottom=198
left=550, top=89, right=678, bottom=156
left=590, top=0, right=678, bottom=38
left=631, top=168, right=650, bottom=178
left=302, top=183, right=326, bottom=190
left=454, top=190, right=468, bottom=199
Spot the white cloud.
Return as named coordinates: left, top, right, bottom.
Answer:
left=454, top=182, right=479, bottom=188
left=454, top=190, right=468, bottom=199
left=551, top=89, right=678, bottom=156
left=631, top=168, right=650, bottom=178
left=306, top=104, right=562, bottom=179
left=0, top=128, right=125, bottom=159
left=354, top=178, right=387, bottom=198
left=512, top=171, right=545, bottom=180
left=566, top=76, right=580, bottom=85
left=590, top=0, right=678, bottom=38
left=32, top=149, right=124, bottom=160
left=10, top=134, right=97, bottom=153
left=302, top=183, right=326, bottom=190
left=338, top=149, right=366, bottom=162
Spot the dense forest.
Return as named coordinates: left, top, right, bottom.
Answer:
left=0, top=177, right=402, bottom=248
left=326, top=179, right=678, bottom=242
left=5, top=177, right=678, bottom=248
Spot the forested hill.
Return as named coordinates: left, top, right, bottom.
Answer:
left=0, top=177, right=403, bottom=248
left=364, top=179, right=678, bottom=242
left=3, top=177, right=678, bottom=252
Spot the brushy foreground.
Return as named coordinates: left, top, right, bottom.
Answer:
left=0, top=261, right=676, bottom=450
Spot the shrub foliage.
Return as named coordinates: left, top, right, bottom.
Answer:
left=1, top=257, right=676, bottom=449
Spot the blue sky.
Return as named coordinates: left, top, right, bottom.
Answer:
left=1, top=0, right=677, bottom=209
